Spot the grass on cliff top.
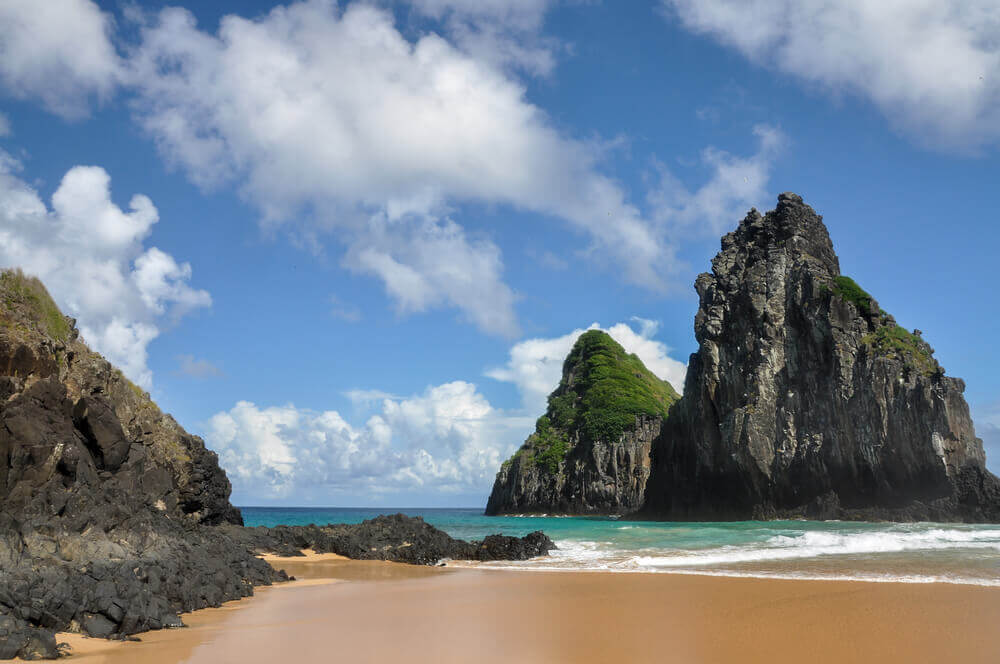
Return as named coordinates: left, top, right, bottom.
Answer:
left=862, top=324, right=938, bottom=376
left=0, top=268, right=71, bottom=343
left=564, top=330, right=680, bottom=442
left=500, top=330, right=680, bottom=476
left=828, top=274, right=938, bottom=376
left=832, top=275, right=873, bottom=315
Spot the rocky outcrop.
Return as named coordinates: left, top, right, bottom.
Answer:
left=239, top=514, right=555, bottom=565
left=0, top=270, right=282, bottom=659
left=0, top=270, right=555, bottom=659
left=641, top=193, right=1000, bottom=522
left=486, top=330, right=679, bottom=515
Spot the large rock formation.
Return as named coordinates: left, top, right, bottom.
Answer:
left=0, top=270, right=554, bottom=660
left=486, top=330, right=680, bottom=515
left=0, top=269, right=281, bottom=659
left=641, top=193, right=1000, bottom=521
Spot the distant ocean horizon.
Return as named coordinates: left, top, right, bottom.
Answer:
left=241, top=507, right=1000, bottom=587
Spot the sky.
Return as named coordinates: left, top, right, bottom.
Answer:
left=1, top=0, right=999, bottom=507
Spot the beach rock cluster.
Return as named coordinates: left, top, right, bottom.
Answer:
left=486, top=330, right=679, bottom=515
left=0, top=271, right=555, bottom=660
left=642, top=193, right=1000, bottom=521
left=239, top=514, right=555, bottom=565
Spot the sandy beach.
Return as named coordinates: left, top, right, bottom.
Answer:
left=42, top=552, right=1000, bottom=664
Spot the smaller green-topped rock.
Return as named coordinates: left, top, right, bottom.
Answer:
left=486, top=330, right=680, bottom=515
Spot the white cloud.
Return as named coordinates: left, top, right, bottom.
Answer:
left=0, top=112, right=10, bottom=137
left=648, top=123, right=786, bottom=236
left=662, top=0, right=1000, bottom=151
left=487, top=319, right=688, bottom=415
left=0, top=0, right=121, bottom=118
left=347, top=214, right=519, bottom=336
left=407, top=0, right=560, bottom=75
left=127, top=1, right=669, bottom=335
left=208, top=318, right=686, bottom=501
left=206, top=381, right=531, bottom=499
left=0, top=153, right=210, bottom=387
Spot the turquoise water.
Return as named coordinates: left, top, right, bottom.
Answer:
left=241, top=507, right=1000, bottom=586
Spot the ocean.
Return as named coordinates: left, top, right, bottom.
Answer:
left=241, top=507, right=1000, bottom=586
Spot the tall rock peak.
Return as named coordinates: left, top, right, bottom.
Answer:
left=642, top=194, right=1000, bottom=521
left=486, top=330, right=679, bottom=515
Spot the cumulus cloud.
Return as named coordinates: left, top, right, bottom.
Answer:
left=0, top=0, right=121, bottom=118
left=487, top=318, right=688, bottom=415
left=648, top=123, right=786, bottom=236
left=347, top=214, right=519, bottom=336
left=127, top=1, right=668, bottom=335
left=662, top=0, right=1000, bottom=151
left=206, top=382, right=531, bottom=499
left=206, top=317, right=685, bottom=501
left=0, top=152, right=210, bottom=387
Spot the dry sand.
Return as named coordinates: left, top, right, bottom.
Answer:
left=42, top=553, right=1000, bottom=664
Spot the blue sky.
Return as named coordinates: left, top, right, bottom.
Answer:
left=1, top=0, right=998, bottom=506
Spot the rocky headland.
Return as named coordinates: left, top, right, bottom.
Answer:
left=487, top=194, right=1000, bottom=522
left=486, top=330, right=679, bottom=515
left=0, top=270, right=553, bottom=660
left=642, top=193, right=1000, bottom=521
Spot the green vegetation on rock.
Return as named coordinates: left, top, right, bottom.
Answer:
left=828, top=273, right=939, bottom=376
left=531, top=416, right=569, bottom=474
left=501, top=330, right=680, bottom=476
left=564, top=330, right=679, bottom=443
left=862, top=323, right=937, bottom=376
left=832, top=275, right=873, bottom=314
left=0, top=268, right=71, bottom=343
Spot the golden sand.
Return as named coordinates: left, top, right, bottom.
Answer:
left=35, top=552, right=1000, bottom=664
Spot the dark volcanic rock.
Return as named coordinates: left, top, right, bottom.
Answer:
left=0, top=275, right=284, bottom=659
left=237, top=514, right=555, bottom=566
left=0, top=270, right=555, bottom=659
left=486, top=331, right=679, bottom=515
left=641, top=193, right=1000, bottom=522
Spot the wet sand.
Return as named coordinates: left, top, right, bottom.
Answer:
left=46, top=554, right=1000, bottom=664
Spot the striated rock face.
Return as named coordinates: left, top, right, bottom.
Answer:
left=486, top=330, right=679, bottom=515
left=0, top=270, right=281, bottom=659
left=642, top=193, right=1000, bottom=522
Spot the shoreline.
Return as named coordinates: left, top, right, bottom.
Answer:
left=37, top=551, right=1000, bottom=664
left=450, top=561, right=1000, bottom=587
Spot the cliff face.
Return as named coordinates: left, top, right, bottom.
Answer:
left=642, top=193, right=1000, bottom=521
left=0, top=272, right=241, bottom=529
left=0, top=270, right=281, bottom=659
left=486, top=330, right=679, bottom=515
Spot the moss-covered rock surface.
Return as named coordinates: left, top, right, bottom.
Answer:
left=486, top=330, right=679, bottom=515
